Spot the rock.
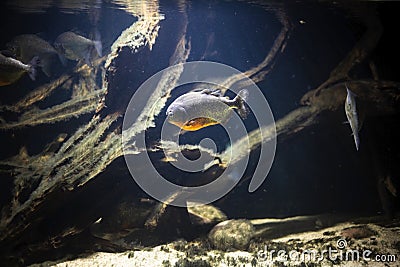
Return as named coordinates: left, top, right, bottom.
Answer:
left=208, top=219, right=255, bottom=251
left=187, top=202, right=227, bottom=225
left=340, top=225, right=377, bottom=239
left=90, top=200, right=153, bottom=241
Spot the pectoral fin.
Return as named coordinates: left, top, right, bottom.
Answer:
left=181, top=117, right=219, bottom=131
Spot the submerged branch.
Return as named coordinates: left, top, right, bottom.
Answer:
left=308, top=5, right=383, bottom=98
left=0, top=57, right=106, bottom=113
left=0, top=89, right=106, bottom=129
left=0, top=113, right=120, bottom=241
left=123, top=13, right=190, bottom=149
left=221, top=79, right=398, bottom=168
left=0, top=0, right=164, bottom=242
left=1, top=1, right=398, bottom=255
left=221, top=8, right=290, bottom=91
left=0, top=75, right=71, bottom=113
left=153, top=79, right=399, bottom=172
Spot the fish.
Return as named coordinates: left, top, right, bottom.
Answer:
left=54, top=31, right=102, bottom=66
left=166, top=88, right=249, bottom=131
left=6, top=34, right=64, bottom=77
left=344, top=84, right=360, bottom=151
left=0, top=53, right=39, bottom=86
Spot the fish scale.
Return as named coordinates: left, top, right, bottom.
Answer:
left=345, top=85, right=360, bottom=151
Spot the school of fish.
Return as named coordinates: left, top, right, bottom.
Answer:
left=0, top=32, right=102, bottom=86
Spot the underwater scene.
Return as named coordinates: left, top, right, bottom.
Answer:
left=0, top=0, right=399, bottom=266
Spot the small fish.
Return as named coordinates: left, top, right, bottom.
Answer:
left=166, top=89, right=249, bottom=131
left=0, top=53, right=39, bottom=86
left=344, top=84, right=360, bottom=150
left=54, top=31, right=102, bottom=66
left=6, top=34, right=64, bottom=77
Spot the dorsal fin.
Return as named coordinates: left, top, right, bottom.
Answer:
left=200, top=88, right=222, bottom=97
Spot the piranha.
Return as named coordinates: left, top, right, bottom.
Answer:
left=54, top=31, right=102, bottom=66
left=344, top=84, right=360, bottom=151
left=6, top=34, right=65, bottom=77
left=166, top=89, right=249, bottom=131
left=0, top=53, right=39, bottom=86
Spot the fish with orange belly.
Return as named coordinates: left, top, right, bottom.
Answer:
left=166, top=88, right=249, bottom=131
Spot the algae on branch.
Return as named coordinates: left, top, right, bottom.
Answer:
left=0, top=58, right=107, bottom=129
left=122, top=32, right=191, bottom=147
left=0, top=0, right=164, bottom=242
left=1, top=1, right=399, bottom=255
left=105, top=0, right=164, bottom=69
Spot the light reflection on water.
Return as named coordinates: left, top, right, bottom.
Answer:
left=7, top=0, right=95, bottom=13
left=6, top=0, right=160, bottom=15
left=5, top=0, right=256, bottom=16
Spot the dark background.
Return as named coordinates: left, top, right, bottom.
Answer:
left=0, top=1, right=399, bottom=264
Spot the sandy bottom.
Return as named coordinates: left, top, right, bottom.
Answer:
left=31, top=216, right=400, bottom=267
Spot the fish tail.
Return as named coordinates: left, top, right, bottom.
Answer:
left=28, top=56, right=40, bottom=81
left=85, top=39, right=102, bottom=66
left=93, top=40, right=102, bottom=57
left=234, top=89, right=249, bottom=119
left=354, top=133, right=360, bottom=151
left=57, top=52, right=67, bottom=66
left=40, top=55, right=54, bottom=77
left=84, top=50, right=92, bottom=66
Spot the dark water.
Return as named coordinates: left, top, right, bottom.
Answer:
left=0, top=0, right=399, bottom=265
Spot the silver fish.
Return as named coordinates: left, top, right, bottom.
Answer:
left=344, top=85, right=360, bottom=151
left=0, top=53, right=39, bottom=86
left=54, top=31, right=102, bottom=66
left=6, top=34, right=64, bottom=77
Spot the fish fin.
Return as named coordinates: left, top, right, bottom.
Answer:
left=234, top=89, right=249, bottom=119
left=354, top=134, right=360, bottom=151
left=200, top=88, right=221, bottom=96
left=180, top=130, right=188, bottom=135
left=84, top=49, right=92, bottom=66
left=209, top=89, right=222, bottom=96
left=41, top=64, right=52, bottom=77
left=58, top=53, right=67, bottom=66
left=28, top=56, right=40, bottom=81
left=93, top=29, right=102, bottom=56
left=349, top=130, right=360, bottom=151
left=200, top=89, right=210, bottom=94
left=39, top=55, right=53, bottom=77
left=93, top=40, right=102, bottom=57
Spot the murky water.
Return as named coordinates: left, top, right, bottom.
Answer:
left=0, top=1, right=399, bottom=266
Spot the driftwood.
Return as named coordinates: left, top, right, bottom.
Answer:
left=0, top=1, right=398, bottom=264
